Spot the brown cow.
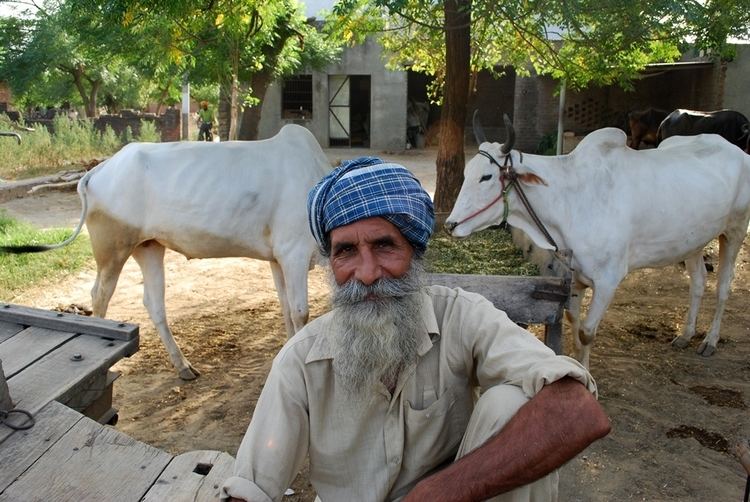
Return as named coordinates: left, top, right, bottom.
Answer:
left=627, top=108, right=669, bottom=150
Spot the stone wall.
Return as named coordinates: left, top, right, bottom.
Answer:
left=23, top=108, right=181, bottom=142
left=94, top=108, right=181, bottom=142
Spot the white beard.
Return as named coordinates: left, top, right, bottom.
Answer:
left=329, top=261, right=425, bottom=398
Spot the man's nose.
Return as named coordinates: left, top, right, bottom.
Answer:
left=354, top=250, right=382, bottom=286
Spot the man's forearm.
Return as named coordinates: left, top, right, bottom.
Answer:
left=405, top=377, right=611, bottom=502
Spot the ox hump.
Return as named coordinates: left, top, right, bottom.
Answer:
left=569, top=128, right=628, bottom=157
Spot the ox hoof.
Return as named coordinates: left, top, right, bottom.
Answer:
left=696, top=342, right=716, bottom=357
left=671, top=336, right=691, bottom=349
left=179, top=366, right=200, bottom=380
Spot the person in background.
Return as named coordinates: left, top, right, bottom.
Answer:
left=197, top=100, right=215, bottom=141
left=222, top=157, right=611, bottom=502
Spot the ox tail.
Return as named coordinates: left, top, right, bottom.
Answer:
left=0, top=168, right=94, bottom=254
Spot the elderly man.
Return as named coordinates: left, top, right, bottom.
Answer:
left=222, top=157, right=610, bottom=502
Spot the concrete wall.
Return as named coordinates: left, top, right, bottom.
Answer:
left=724, top=44, right=750, bottom=118
left=258, top=37, right=407, bottom=151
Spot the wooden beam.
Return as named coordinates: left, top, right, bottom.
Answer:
left=0, top=303, right=138, bottom=341
left=426, top=272, right=570, bottom=355
left=426, top=273, right=568, bottom=325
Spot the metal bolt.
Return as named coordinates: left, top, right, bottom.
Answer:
left=71, top=353, right=83, bottom=361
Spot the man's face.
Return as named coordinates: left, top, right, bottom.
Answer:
left=329, top=217, right=414, bottom=286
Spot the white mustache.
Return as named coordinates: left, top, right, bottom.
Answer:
left=332, top=262, right=424, bottom=306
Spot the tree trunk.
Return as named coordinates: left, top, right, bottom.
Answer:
left=88, top=80, right=101, bottom=118
left=238, top=70, right=272, bottom=140
left=433, top=0, right=471, bottom=218
left=218, top=83, right=232, bottom=141
left=229, top=76, right=239, bottom=140
left=70, top=66, right=96, bottom=118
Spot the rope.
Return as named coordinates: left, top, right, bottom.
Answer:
left=0, top=408, right=35, bottom=431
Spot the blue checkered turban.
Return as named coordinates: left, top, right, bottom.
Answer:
left=307, top=156, right=434, bottom=255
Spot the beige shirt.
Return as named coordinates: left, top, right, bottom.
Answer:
left=222, top=285, right=596, bottom=502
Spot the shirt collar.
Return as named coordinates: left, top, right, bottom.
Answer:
left=305, top=288, right=439, bottom=364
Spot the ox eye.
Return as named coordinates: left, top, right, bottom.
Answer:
left=479, top=174, right=492, bottom=182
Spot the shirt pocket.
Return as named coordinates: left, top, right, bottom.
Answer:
left=402, top=387, right=472, bottom=475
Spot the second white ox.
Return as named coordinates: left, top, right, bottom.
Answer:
left=445, top=119, right=750, bottom=368
left=20, top=124, right=329, bottom=379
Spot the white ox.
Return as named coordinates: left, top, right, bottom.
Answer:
left=445, top=119, right=750, bottom=368
left=4, top=124, right=330, bottom=379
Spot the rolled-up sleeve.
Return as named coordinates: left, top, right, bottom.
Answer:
left=222, top=341, right=311, bottom=501
left=221, top=475, right=273, bottom=501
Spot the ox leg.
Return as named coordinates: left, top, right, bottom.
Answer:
left=699, top=234, right=743, bottom=356
left=132, top=242, right=199, bottom=380
left=578, top=281, right=619, bottom=369
left=89, top=233, right=132, bottom=318
left=269, top=261, right=294, bottom=337
left=671, top=252, right=706, bottom=349
left=270, top=257, right=310, bottom=338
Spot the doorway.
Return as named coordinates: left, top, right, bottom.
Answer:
left=328, top=75, right=371, bottom=147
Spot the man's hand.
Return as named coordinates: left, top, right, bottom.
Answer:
left=404, top=378, right=610, bottom=502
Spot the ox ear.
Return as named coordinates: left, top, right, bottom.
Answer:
left=518, top=172, right=547, bottom=186
left=473, top=110, right=487, bottom=145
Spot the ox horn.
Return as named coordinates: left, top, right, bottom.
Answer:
left=500, top=113, right=515, bottom=154
left=472, top=110, right=487, bottom=145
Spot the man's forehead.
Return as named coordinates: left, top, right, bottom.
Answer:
left=330, top=217, right=405, bottom=243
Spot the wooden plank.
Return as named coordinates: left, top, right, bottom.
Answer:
left=0, top=401, right=82, bottom=493
left=0, top=326, right=76, bottom=378
left=0, top=321, right=24, bottom=344
left=427, top=273, right=568, bottom=325
left=0, top=360, right=11, bottom=412
left=142, top=450, right=236, bottom=502
left=0, top=402, right=172, bottom=502
left=5, top=334, right=138, bottom=421
left=0, top=303, right=138, bottom=342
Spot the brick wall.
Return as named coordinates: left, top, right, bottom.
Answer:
left=467, top=67, right=516, bottom=144
left=505, top=62, right=724, bottom=152
left=512, top=69, right=559, bottom=152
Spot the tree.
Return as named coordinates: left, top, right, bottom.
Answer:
left=0, top=0, right=147, bottom=117
left=327, top=0, right=749, bottom=214
left=77, top=0, right=340, bottom=140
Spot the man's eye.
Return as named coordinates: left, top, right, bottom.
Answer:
left=334, top=245, right=355, bottom=257
left=479, top=174, right=492, bottom=182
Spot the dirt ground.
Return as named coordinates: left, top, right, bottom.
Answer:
left=2, top=147, right=749, bottom=501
